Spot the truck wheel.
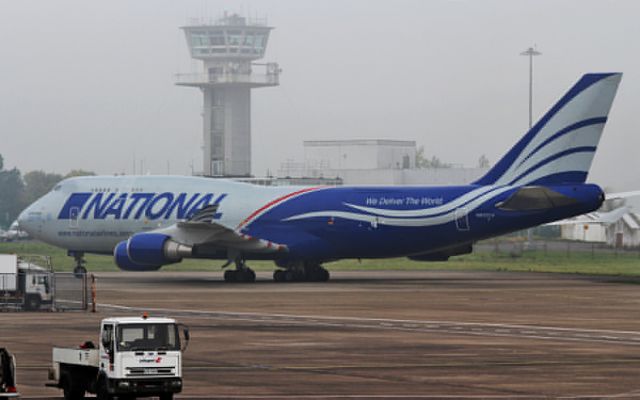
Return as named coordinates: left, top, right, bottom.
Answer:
left=62, top=376, right=85, bottom=400
left=25, top=295, right=41, bottom=311
left=96, top=379, right=112, bottom=400
left=159, top=394, right=174, bottom=400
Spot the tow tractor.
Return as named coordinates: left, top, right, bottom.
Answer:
left=47, top=315, right=189, bottom=400
left=0, top=348, right=19, bottom=398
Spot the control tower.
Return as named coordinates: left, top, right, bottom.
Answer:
left=176, top=14, right=280, bottom=177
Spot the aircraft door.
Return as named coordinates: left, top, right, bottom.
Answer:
left=455, top=207, right=470, bottom=231
left=69, top=206, right=80, bottom=228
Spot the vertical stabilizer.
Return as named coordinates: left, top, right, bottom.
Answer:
left=475, top=73, right=622, bottom=186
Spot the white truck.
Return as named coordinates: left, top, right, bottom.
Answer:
left=47, top=316, right=189, bottom=400
left=0, top=254, right=53, bottom=310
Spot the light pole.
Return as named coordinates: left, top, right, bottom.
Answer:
left=520, top=46, right=542, bottom=129
left=521, top=46, right=541, bottom=249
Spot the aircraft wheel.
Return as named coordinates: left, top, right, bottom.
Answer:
left=73, top=266, right=87, bottom=279
left=241, top=269, right=256, bottom=283
left=312, top=267, right=329, bottom=282
left=320, top=268, right=330, bottom=282
left=305, top=265, right=329, bottom=282
left=296, top=270, right=308, bottom=282
left=273, top=270, right=285, bottom=282
left=224, top=270, right=236, bottom=282
left=284, top=270, right=296, bottom=282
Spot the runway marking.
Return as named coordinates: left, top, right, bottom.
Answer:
left=36, top=393, right=638, bottom=400
left=97, top=302, right=640, bottom=346
left=9, top=396, right=605, bottom=399
left=16, top=396, right=640, bottom=399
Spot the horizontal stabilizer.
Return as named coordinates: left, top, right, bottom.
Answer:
left=548, top=205, right=631, bottom=226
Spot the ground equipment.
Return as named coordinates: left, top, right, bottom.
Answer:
left=47, top=315, right=189, bottom=400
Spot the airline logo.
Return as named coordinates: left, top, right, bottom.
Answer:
left=58, top=192, right=227, bottom=220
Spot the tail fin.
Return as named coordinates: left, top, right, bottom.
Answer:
left=475, top=73, right=622, bottom=186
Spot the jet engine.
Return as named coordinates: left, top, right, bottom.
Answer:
left=113, top=233, right=192, bottom=271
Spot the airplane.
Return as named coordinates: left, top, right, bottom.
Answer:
left=17, top=73, right=622, bottom=282
left=4, top=220, right=29, bottom=241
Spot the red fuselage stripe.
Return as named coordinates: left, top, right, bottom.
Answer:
left=237, top=186, right=322, bottom=229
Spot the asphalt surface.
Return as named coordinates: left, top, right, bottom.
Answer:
left=3, top=270, right=640, bottom=399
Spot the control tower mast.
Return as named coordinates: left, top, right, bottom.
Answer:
left=176, top=13, right=280, bottom=177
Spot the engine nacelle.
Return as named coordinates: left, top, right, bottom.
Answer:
left=114, top=241, right=162, bottom=271
left=113, top=233, right=192, bottom=271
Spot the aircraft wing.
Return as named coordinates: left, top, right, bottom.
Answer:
left=606, top=190, right=640, bottom=200
left=152, top=205, right=287, bottom=254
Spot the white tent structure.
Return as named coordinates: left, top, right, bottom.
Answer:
left=558, top=206, right=640, bottom=248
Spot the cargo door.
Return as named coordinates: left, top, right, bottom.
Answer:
left=455, top=207, right=470, bottom=231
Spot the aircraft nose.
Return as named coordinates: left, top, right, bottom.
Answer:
left=17, top=207, right=32, bottom=234
left=17, top=202, right=43, bottom=236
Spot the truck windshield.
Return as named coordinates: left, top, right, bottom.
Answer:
left=116, top=323, right=180, bottom=351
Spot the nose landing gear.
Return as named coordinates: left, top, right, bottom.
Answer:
left=69, top=251, right=87, bottom=278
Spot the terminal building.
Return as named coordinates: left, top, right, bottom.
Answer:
left=176, top=13, right=280, bottom=177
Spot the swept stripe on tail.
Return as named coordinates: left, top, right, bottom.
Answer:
left=475, top=73, right=622, bottom=186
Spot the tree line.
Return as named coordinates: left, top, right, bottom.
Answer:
left=0, top=154, right=94, bottom=229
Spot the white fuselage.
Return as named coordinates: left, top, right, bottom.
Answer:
left=18, top=175, right=306, bottom=254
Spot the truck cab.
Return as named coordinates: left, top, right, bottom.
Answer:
left=99, top=317, right=184, bottom=397
left=18, top=259, right=53, bottom=310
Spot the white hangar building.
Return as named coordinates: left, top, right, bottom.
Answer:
left=278, top=139, right=487, bottom=186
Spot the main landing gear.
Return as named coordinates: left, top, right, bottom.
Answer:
left=273, top=262, right=330, bottom=282
left=223, top=258, right=256, bottom=283
left=69, top=251, right=87, bottom=278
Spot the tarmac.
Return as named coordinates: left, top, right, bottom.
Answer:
left=3, top=269, right=640, bottom=399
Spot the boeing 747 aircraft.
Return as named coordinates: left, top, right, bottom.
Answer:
left=18, top=73, right=622, bottom=282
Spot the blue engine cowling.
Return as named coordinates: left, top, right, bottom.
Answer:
left=114, top=241, right=163, bottom=271
left=127, top=233, right=173, bottom=266
left=113, top=233, right=191, bottom=271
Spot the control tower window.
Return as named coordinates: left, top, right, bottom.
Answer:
left=253, top=35, right=266, bottom=53
left=191, top=36, right=205, bottom=47
left=227, top=31, right=243, bottom=46
left=209, top=36, right=224, bottom=46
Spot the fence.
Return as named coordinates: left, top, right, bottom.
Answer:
left=0, top=272, right=90, bottom=312
left=53, top=273, right=89, bottom=311
left=477, top=238, right=640, bottom=258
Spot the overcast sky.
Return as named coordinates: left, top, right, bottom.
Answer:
left=1, top=0, right=638, bottom=190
